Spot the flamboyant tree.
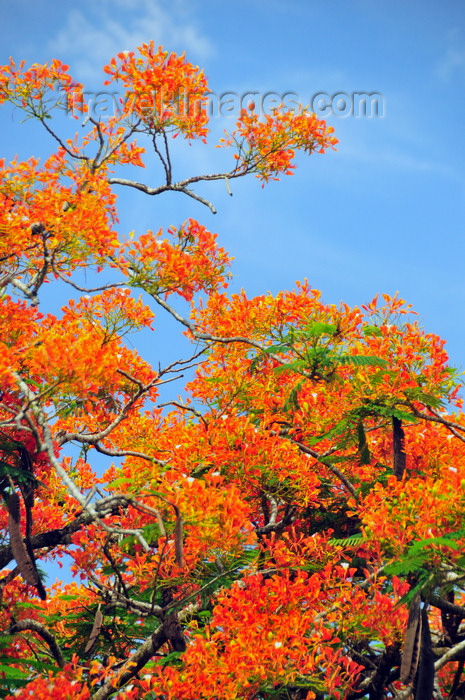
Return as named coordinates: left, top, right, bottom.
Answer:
left=0, top=42, right=465, bottom=700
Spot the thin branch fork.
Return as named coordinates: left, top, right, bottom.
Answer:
left=89, top=574, right=163, bottom=617
left=255, top=502, right=296, bottom=536
left=59, top=351, right=204, bottom=450
left=91, top=442, right=168, bottom=467
left=9, top=618, right=65, bottom=667
left=150, top=295, right=360, bottom=498
left=0, top=493, right=155, bottom=571
left=158, top=400, right=208, bottom=429
left=51, top=261, right=127, bottom=293
left=91, top=601, right=200, bottom=700
left=107, top=176, right=218, bottom=213
left=151, top=293, right=323, bottom=382
left=9, top=374, right=153, bottom=551
left=107, top=164, right=253, bottom=214
left=410, top=405, right=465, bottom=443
left=58, top=373, right=159, bottom=446
left=291, top=439, right=358, bottom=499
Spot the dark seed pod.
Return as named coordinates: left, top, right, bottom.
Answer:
left=84, top=606, right=103, bottom=656
left=8, top=491, right=39, bottom=588
left=174, top=515, right=184, bottom=569
left=393, top=416, right=406, bottom=480
left=401, top=594, right=421, bottom=684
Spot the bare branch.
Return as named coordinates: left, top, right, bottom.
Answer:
left=10, top=374, right=152, bottom=552
left=37, top=115, right=88, bottom=163
left=59, top=376, right=158, bottom=446
left=428, top=592, right=465, bottom=619
left=13, top=373, right=93, bottom=510
left=152, top=131, right=171, bottom=183
left=255, top=501, right=296, bottom=536
left=410, top=405, right=465, bottom=443
left=434, top=639, right=465, bottom=671
left=91, top=602, right=199, bottom=700
left=92, top=118, right=141, bottom=171
left=9, top=276, right=39, bottom=306
left=9, top=618, right=65, bottom=667
left=91, top=442, right=168, bottom=467
left=90, top=118, right=106, bottom=170
left=158, top=400, right=208, bottom=429
left=51, top=262, right=127, bottom=293
left=179, top=185, right=217, bottom=213
left=89, top=575, right=163, bottom=616
left=292, top=439, right=358, bottom=499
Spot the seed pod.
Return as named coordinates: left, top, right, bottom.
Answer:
left=174, top=514, right=184, bottom=569
left=393, top=416, right=406, bottom=480
left=18, top=445, right=34, bottom=510
left=84, top=605, right=103, bottom=655
left=401, top=594, right=422, bottom=684
left=8, top=491, right=39, bottom=588
left=414, top=607, right=435, bottom=700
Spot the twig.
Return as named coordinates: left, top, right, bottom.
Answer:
left=292, top=439, right=357, bottom=499
left=59, top=376, right=159, bottom=445
left=89, top=575, right=163, bottom=616
left=51, top=263, right=126, bottom=293
left=11, top=374, right=151, bottom=552
left=410, top=406, right=465, bottom=441
left=158, top=400, right=208, bottom=429
left=37, top=115, right=88, bottom=162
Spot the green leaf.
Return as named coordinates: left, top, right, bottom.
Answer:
left=312, top=418, right=349, bottom=443
left=0, top=463, right=47, bottom=490
left=12, top=601, right=43, bottom=611
left=273, top=359, right=308, bottom=375
left=154, top=650, right=184, bottom=667
left=362, top=404, right=416, bottom=422
left=328, top=533, right=365, bottom=547
left=248, top=355, right=262, bottom=374
left=334, top=354, right=388, bottom=368
left=284, top=379, right=305, bottom=412
left=302, top=322, right=337, bottom=338
left=0, top=664, right=31, bottom=678
left=395, top=572, right=435, bottom=608
left=384, top=555, right=429, bottom=576
left=262, top=343, right=290, bottom=355
left=362, top=325, right=382, bottom=337
left=384, top=532, right=465, bottom=579
left=408, top=534, right=464, bottom=555
left=197, top=610, right=212, bottom=620
left=404, top=387, right=443, bottom=408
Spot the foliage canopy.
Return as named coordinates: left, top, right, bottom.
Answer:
left=0, top=42, right=465, bottom=700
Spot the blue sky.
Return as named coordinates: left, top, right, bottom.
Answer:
left=1, top=0, right=465, bottom=374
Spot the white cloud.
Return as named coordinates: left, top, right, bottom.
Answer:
left=333, top=132, right=465, bottom=194
left=47, top=0, right=213, bottom=84
left=435, top=29, right=465, bottom=83
left=436, top=47, right=465, bottom=82
left=340, top=139, right=436, bottom=172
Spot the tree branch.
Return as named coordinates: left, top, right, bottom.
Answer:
left=91, top=602, right=199, bottom=700
left=9, top=618, right=65, bottom=667
left=435, top=639, right=465, bottom=671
